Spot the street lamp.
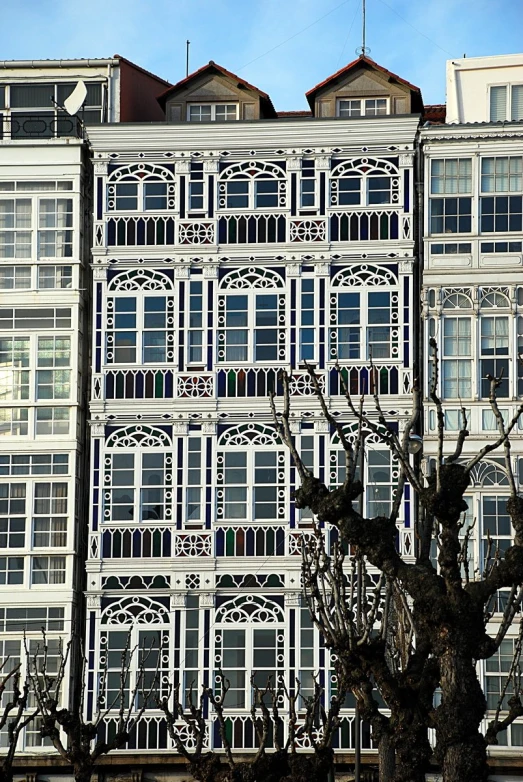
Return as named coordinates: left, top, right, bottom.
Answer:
left=407, top=434, right=423, bottom=455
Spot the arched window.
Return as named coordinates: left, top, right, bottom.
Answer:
left=216, top=424, right=284, bottom=524
left=107, top=163, right=175, bottom=212
left=214, top=595, right=285, bottom=707
left=217, top=267, right=286, bottom=363
left=218, top=161, right=286, bottom=210
left=99, top=596, right=169, bottom=716
left=106, top=270, right=175, bottom=365
left=329, top=265, right=399, bottom=362
left=330, top=427, right=397, bottom=518
left=330, top=158, right=400, bottom=208
left=103, top=426, right=172, bottom=523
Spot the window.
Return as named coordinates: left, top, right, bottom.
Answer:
left=0, top=197, right=73, bottom=259
left=0, top=407, right=28, bottom=436
left=0, top=557, right=24, bottom=585
left=188, top=104, right=238, bottom=122
left=0, top=308, right=71, bottom=329
left=0, top=199, right=31, bottom=258
left=219, top=161, right=286, bottom=211
left=490, top=84, right=523, bottom=122
left=0, top=181, right=72, bottom=193
left=330, top=290, right=397, bottom=361
left=481, top=157, right=522, bottom=192
left=31, top=555, right=66, bottom=585
left=0, top=266, right=31, bottom=290
left=32, top=483, right=67, bottom=547
left=187, top=281, right=204, bottom=364
left=300, top=160, right=316, bottom=208
left=366, top=449, right=393, bottom=517
left=184, top=595, right=200, bottom=704
left=0, top=606, right=64, bottom=632
left=107, top=164, right=175, bottom=212
left=485, top=639, right=515, bottom=710
left=299, top=435, right=315, bottom=524
left=188, top=161, right=205, bottom=211
left=299, top=605, right=315, bottom=705
left=0, top=338, right=30, bottom=401
left=480, top=316, right=509, bottom=398
left=36, top=407, right=70, bottom=436
left=331, top=158, right=399, bottom=208
left=38, top=199, right=73, bottom=257
left=106, top=295, right=175, bottom=364
left=186, top=438, right=203, bottom=526
left=442, top=318, right=472, bottom=398
left=214, top=598, right=285, bottom=709
left=218, top=291, right=285, bottom=363
left=430, top=159, right=472, bottom=234
left=482, top=496, right=512, bottom=565
left=217, top=445, right=285, bottom=523
left=36, top=337, right=71, bottom=400
left=299, top=278, right=316, bottom=361
left=0, top=454, right=68, bottom=476
left=431, top=242, right=472, bottom=255
left=104, top=443, right=172, bottom=524
left=480, top=157, right=523, bottom=233
left=338, top=98, right=387, bottom=117
left=38, top=265, right=72, bottom=289
left=481, top=241, right=522, bottom=253
left=0, top=484, right=26, bottom=547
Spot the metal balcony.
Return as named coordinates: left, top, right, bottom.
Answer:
left=0, top=113, right=84, bottom=140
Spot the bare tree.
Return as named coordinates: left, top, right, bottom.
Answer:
left=300, top=526, right=436, bottom=782
left=270, top=346, right=523, bottom=782
left=159, top=672, right=342, bottom=782
left=25, top=630, right=159, bottom=782
left=0, top=658, right=38, bottom=782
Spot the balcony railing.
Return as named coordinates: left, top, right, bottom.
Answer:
left=0, top=113, right=84, bottom=140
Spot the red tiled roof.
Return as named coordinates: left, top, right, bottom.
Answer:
left=423, top=104, right=446, bottom=123
left=157, top=60, right=271, bottom=105
left=305, top=55, right=421, bottom=107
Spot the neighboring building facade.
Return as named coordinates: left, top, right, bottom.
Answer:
left=0, top=57, right=170, bottom=768
left=85, top=56, right=419, bottom=775
left=421, top=54, right=523, bottom=769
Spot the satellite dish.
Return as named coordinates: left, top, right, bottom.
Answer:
left=64, top=80, right=87, bottom=116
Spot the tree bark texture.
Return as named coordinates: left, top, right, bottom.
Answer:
left=377, top=732, right=395, bottom=782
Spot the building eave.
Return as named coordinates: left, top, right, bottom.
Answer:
left=86, top=114, right=421, bottom=154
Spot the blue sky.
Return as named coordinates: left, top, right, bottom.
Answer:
left=1, top=0, right=522, bottom=110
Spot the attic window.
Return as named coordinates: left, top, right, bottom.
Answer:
left=188, top=104, right=238, bottom=122
left=337, top=98, right=388, bottom=118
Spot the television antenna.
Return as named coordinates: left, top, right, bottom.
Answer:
left=356, top=0, right=371, bottom=56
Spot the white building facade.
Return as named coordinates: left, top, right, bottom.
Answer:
left=85, top=57, right=419, bottom=771
left=421, top=54, right=523, bottom=763
left=0, top=57, right=170, bottom=767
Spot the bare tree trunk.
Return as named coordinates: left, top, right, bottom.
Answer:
left=378, top=732, right=395, bottom=782
left=74, top=765, right=95, bottom=782
left=436, top=652, right=488, bottom=782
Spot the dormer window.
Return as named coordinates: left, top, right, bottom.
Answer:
left=337, top=98, right=388, bottom=117
left=188, top=103, right=238, bottom=122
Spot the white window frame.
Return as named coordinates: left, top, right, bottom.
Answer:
left=337, top=97, right=389, bottom=117
left=0, top=195, right=74, bottom=260
left=105, top=292, right=176, bottom=365
left=187, top=103, right=239, bottom=122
